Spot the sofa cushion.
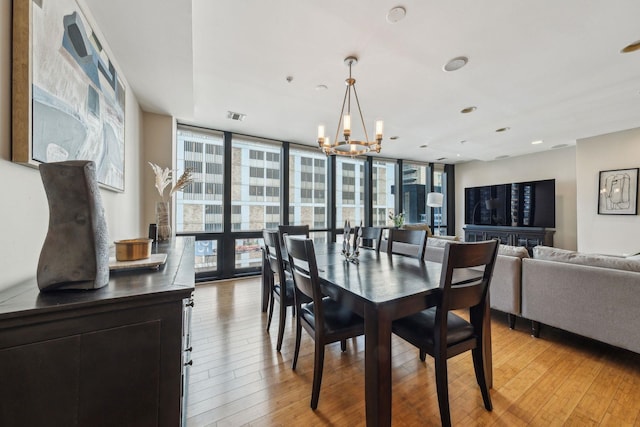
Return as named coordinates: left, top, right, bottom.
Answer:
left=498, top=244, right=530, bottom=259
left=533, top=246, right=640, bottom=273
left=426, top=236, right=459, bottom=248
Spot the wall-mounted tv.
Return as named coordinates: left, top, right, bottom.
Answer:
left=464, top=179, right=556, bottom=228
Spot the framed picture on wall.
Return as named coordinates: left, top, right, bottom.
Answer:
left=12, top=0, right=126, bottom=192
left=598, top=168, right=639, bottom=215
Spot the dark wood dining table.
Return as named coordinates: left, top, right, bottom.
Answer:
left=305, top=242, right=491, bottom=427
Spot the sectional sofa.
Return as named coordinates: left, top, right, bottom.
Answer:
left=426, top=240, right=640, bottom=354
left=522, top=246, right=640, bottom=354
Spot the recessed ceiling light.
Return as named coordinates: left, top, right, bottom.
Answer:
left=531, top=140, right=543, bottom=145
left=315, top=84, right=328, bottom=91
left=456, top=154, right=461, bottom=157
left=621, top=40, right=640, bottom=53
left=227, top=111, right=246, bottom=121
left=495, top=127, right=510, bottom=133
left=386, top=6, right=406, bottom=23
left=552, top=144, right=568, bottom=149
left=389, top=136, right=400, bottom=140
left=460, top=106, right=476, bottom=114
left=495, top=155, right=509, bottom=160
left=419, top=144, right=428, bottom=148
left=443, top=56, right=468, bottom=72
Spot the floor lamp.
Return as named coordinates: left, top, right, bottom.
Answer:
left=427, top=192, right=444, bottom=236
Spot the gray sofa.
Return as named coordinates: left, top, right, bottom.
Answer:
left=522, top=246, right=640, bottom=354
left=424, top=238, right=529, bottom=328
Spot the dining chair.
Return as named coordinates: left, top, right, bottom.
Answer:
left=391, top=239, right=499, bottom=427
left=277, top=224, right=310, bottom=246
left=284, top=235, right=365, bottom=410
left=353, top=226, right=383, bottom=252
left=387, top=228, right=427, bottom=259
left=260, top=245, right=273, bottom=313
left=263, top=229, right=299, bottom=351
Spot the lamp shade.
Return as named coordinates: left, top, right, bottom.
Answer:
left=427, top=192, right=444, bottom=207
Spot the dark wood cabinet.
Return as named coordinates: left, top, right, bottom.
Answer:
left=463, top=225, right=554, bottom=253
left=0, top=237, right=195, bottom=427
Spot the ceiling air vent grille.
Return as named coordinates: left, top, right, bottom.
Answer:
left=227, top=111, right=246, bottom=121
left=436, top=157, right=447, bottom=161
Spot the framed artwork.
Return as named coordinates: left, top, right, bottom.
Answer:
left=598, top=168, right=639, bottom=215
left=12, top=0, right=126, bottom=191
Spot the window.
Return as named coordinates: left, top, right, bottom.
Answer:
left=372, top=160, right=396, bottom=226
left=176, top=126, right=224, bottom=233
left=289, top=147, right=328, bottom=227
left=336, top=157, right=364, bottom=225
left=232, top=136, right=281, bottom=230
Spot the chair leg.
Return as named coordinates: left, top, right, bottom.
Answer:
left=340, top=339, right=347, bottom=352
left=266, top=291, right=275, bottom=332
left=276, top=299, right=287, bottom=352
left=472, top=347, right=493, bottom=411
left=434, top=356, right=452, bottom=427
left=292, top=310, right=302, bottom=370
left=419, top=349, right=426, bottom=362
left=310, top=341, right=325, bottom=410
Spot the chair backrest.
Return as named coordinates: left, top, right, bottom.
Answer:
left=263, top=229, right=286, bottom=281
left=278, top=224, right=310, bottom=246
left=354, top=226, right=383, bottom=252
left=284, top=235, right=325, bottom=320
left=439, top=240, right=499, bottom=313
left=387, top=228, right=427, bottom=259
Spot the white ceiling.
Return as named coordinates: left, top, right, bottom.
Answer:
left=83, top=0, right=640, bottom=164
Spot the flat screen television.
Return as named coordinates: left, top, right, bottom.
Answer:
left=464, top=179, right=556, bottom=228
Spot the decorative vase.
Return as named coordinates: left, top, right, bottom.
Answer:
left=37, top=160, right=109, bottom=291
left=156, top=201, right=171, bottom=241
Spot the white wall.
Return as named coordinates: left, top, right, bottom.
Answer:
left=576, top=128, right=640, bottom=255
left=455, top=147, right=578, bottom=250
left=0, top=0, right=143, bottom=291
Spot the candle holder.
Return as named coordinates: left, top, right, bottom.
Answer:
left=342, top=221, right=362, bottom=264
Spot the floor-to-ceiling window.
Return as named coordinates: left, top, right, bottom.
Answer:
left=336, top=157, right=365, bottom=227
left=175, top=124, right=452, bottom=280
left=176, top=127, right=224, bottom=275
left=372, top=159, right=396, bottom=227
left=289, top=146, right=329, bottom=242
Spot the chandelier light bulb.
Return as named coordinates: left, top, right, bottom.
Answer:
left=375, top=120, right=384, bottom=139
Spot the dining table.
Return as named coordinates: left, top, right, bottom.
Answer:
left=302, top=242, right=491, bottom=427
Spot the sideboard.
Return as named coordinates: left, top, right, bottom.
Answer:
left=0, top=237, right=195, bottom=427
left=463, top=225, right=554, bottom=253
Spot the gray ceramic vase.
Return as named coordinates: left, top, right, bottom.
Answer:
left=37, top=160, right=110, bottom=291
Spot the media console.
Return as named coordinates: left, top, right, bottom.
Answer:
left=463, top=225, right=554, bottom=254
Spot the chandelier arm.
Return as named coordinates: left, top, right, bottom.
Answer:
left=334, top=85, right=350, bottom=145
left=350, top=84, right=371, bottom=144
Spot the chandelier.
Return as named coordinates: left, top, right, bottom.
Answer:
left=317, top=56, right=383, bottom=157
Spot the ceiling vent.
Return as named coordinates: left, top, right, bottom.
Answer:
left=227, top=111, right=246, bottom=121
left=436, top=157, right=447, bottom=161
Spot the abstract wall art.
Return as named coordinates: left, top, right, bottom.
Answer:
left=598, top=168, right=638, bottom=215
left=13, top=0, right=126, bottom=191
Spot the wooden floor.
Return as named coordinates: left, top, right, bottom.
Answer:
left=186, top=278, right=640, bottom=427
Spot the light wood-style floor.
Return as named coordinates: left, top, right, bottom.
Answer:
left=186, top=278, right=640, bottom=427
